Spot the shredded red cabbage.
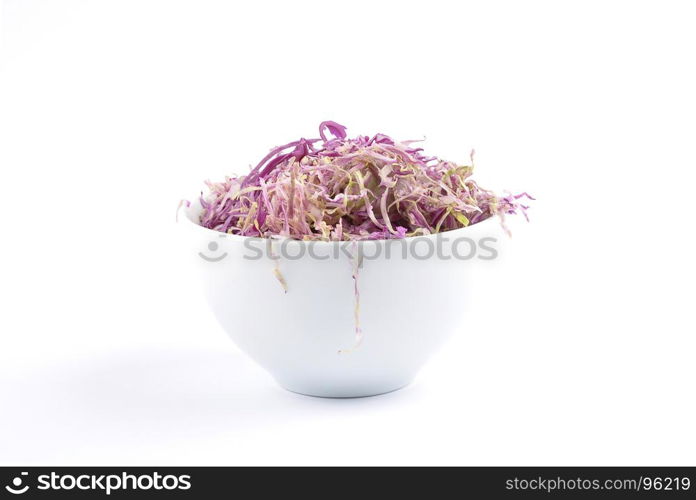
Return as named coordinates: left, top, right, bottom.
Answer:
left=197, top=122, right=532, bottom=240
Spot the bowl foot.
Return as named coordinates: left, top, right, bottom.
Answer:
left=277, top=379, right=412, bottom=398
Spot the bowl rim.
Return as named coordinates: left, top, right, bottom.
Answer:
left=177, top=196, right=502, bottom=245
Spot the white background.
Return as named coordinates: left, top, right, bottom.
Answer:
left=1, top=0, right=694, bottom=465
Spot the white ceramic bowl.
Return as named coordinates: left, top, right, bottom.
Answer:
left=179, top=199, right=505, bottom=397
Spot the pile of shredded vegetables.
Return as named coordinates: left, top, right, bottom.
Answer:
left=197, top=121, right=532, bottom=240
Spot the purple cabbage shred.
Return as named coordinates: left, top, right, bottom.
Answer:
left=197, top=122, right=532, bottom=240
